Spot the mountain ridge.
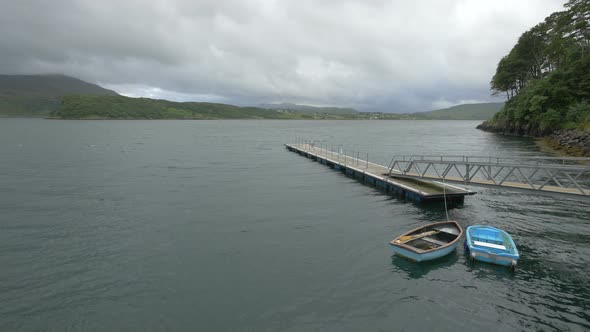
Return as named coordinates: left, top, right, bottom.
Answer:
left=0, top=74, right=118, bottom=97
left=0, top=74, right=118, bottom=117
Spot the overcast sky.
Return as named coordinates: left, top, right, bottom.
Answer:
left=0, top=0, right=566, bottom=112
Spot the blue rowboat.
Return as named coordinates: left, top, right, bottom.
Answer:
left=464, top=225, right=519, bottom=269
left=389, top=221, right=463, bottom=262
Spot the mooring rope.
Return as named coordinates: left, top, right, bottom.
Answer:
left=443, top=176, right=450, bottom=221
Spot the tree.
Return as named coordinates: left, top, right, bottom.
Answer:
left=487, top=0, right=590, bottom=134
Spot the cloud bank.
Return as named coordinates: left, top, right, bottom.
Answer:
left=0, top=0, right=565, bottom=112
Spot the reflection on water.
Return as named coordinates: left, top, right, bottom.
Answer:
left=391, top=252, right=460, bottom=279
left=463, top=253, right=517, bottom=281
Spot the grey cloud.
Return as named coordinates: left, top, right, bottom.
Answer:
left=0, top=0, right=565, bottom=112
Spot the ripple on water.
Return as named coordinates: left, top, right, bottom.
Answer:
left=1, top=119, right=589, bottom=331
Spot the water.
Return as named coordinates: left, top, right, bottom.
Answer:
left=0, top=119, right=588, bottom=331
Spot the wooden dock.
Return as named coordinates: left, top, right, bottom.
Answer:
left=285, top=143, right=476, bottom=203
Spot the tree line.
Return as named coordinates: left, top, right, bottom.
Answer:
left=489, top=0, right=590, bottom=133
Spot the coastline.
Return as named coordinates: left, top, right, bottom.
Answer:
left=543, top=129, right=590, bottom=157
left=477, top=121, right=590, bottom=157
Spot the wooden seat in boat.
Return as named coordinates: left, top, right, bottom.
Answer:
left=473, top=240, right=506, bottom=250
left=422, top=237, right=446, bottom=246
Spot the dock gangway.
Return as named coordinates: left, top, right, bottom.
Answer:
left=387, top=155, right=590, bottom=196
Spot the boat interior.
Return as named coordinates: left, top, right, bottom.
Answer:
left=405, top=225, right=460, bottom=251
left=469, top=228, right=515, bottom=253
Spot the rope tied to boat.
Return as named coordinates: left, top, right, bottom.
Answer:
left=443, top=176, right=450, bottom=221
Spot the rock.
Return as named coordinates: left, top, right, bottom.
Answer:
left=547, top=129, right=590, bottom=157
left=477, top=122, right=590, bottom=157
left=476, top=120, right=556, bottom=137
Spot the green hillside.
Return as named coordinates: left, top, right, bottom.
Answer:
left=0, top=74, right=118, bottom=117
left=413, top=102, right=504, bottom=120
left=51, top=95, right=354, bottom=120
left=58, top=95, right=492, bottom=120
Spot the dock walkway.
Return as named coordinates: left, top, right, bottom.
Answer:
left=285, top=143, right=475, bottom=203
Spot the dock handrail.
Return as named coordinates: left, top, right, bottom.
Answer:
left=400, top=154, right=590, bottom=167
left=292, top=138, right=590, bottom=196
left=389, top=154, right=590, bottom=195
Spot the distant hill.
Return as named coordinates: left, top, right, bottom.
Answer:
left=258, top=103, right=358, bottom=115
left=0, top=74, right=118, bottom=117
left=412, top=102, right=504, bottom=120
left=0, top=74, right=505, bottom=121
left=0, top=74, right=118, bottom=97
left=50, top=95, right=356, bottom=120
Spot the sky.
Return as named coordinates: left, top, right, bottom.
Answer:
left=0, top=0, right=566, bottom=112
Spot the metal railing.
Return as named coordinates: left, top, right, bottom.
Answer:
left=387, top=154, right=590, bottom=195
left=293, top=138, right=369, bottom=168
left=292, top=138, right=590, bottom=195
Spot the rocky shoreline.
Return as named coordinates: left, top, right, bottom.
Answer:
left=476, top=121, right=590, bottom=157
left=545, top=129, right=590, bottom=157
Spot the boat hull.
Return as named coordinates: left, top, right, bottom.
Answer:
left=391, top=241, right=459, bottom=262
left=469, top=251, right=515, bottom=266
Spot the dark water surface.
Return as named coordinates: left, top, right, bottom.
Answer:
left=1, top=119, right=589, bottom=331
